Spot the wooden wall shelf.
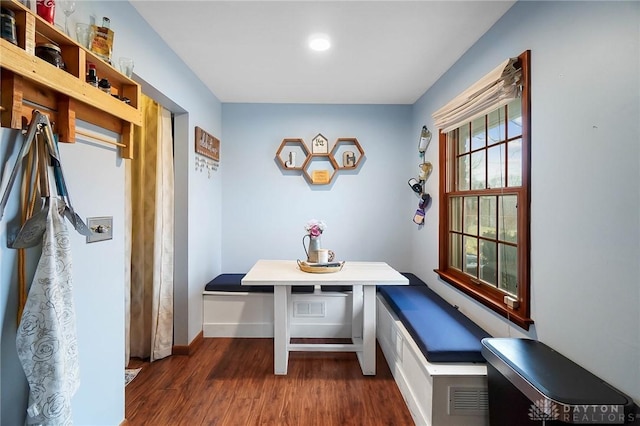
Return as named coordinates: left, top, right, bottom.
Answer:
left=275, top=137, right=364, bottom=185
left=275, top=138, right=309, bottom=171
left=0, top=0, right=141, bottom=159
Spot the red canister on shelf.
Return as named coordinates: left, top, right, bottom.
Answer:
left=36, top=0, right=55, bottom=25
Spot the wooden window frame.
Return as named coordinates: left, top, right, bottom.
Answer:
left=435, top=50, right=533, bottom=330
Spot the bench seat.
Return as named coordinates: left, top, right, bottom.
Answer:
left=203, top=273, right=352, bottom=338
left=378, top=283, right=491, bottom=363
left=204, top=273, right=314, bottom=293
left=377, top=273, right=491, bottom=425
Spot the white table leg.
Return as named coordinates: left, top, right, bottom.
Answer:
left=273, top=285, right=290, bottom=375
left=351, top=284, right=363, bottom=339
left=361, top=285, right=376, bottom=375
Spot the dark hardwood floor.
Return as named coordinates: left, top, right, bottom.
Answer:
left=125, top=338, right=414, bottom=425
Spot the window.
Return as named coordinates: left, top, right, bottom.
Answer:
left=435, top=51, right=532, bottom=330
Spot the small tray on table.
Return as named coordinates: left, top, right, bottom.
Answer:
left=297, top=260, right=345, bottom=273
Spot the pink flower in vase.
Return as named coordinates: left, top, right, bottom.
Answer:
left=304, top=219, right=326, bottom=238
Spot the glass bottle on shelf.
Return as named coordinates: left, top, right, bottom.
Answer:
left=90, top=16, right=114, bottom=64
left=86, top=63, right=98, bottom=87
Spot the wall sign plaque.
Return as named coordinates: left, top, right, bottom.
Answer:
left=311, top=133, right=329, bottom=154
left=311, top=169, right=331, bottom=184
left=195, top=126, right=220, bottom=161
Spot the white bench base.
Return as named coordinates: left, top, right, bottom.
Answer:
left=376, top=295, right=489, bottom=426
left=203, top=288, right=355, bottom=338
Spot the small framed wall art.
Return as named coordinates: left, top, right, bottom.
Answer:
left=195, top=126, right=220, bottom=161
left=311, top=133, right=329, bottom=154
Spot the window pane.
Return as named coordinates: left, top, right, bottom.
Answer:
left=487, top=144, right=505, bottom=188
left=458, top=155, right=470, bottom=191
left=463, top=235, right=478, bottom=277
left=464, top=196, right=478, bottom=236
left=479, top=239, right=497, bottom=286
left=488, top=107, right=505, bottom=144
left=499, top=243, right=518, bottom=296
left=470, top=150, right=486, bottom=190
left=498, top=195, right=518, bottom=244
left=458, top=125, right=470, bottom=154
left=479, top=196, right=496, bottom=238
left=450, top=233, right=462, bottom=270
left=471, top=117, right=486, bottom=151
left=507, top=138, right=522, bottom=187
left=450, top=197, right=462, bottom=232
left=438, top=52, right=530, bottom=326
left=507, top=99, right=522, bottom=138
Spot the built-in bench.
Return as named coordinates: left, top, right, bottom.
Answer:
left=378, top=274, right=490, bottom=363
left=204, top=273, right=315, bottom=293
left=376, top=273, right=491, bottom=426
left=203, top=273, right=354, bottom=338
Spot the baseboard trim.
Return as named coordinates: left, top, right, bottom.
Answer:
left=172, top=330, right=203, bottom=356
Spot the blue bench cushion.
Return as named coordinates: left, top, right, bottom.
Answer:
left=379, top=285, right=491, bottom=363
left=401, top=272, right=428, bottom=286
left=204, top=274, right=314, bottom=293
left=321, top=285, right=351, bottom=292
left=322, top=272, right=426, bottom=293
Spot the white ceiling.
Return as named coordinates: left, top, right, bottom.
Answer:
left=131, top=1, right=515, bottom=104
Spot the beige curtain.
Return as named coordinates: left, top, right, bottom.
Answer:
left=432, top=57, right=522, bottom=133
left=125, top=94, right=174, bottom=364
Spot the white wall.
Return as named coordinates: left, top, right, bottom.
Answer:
left=0, top=1, right=222, bottom=425
left=411, top=0, right=640, bottom=404
left=221, top=104, right=414, bottom=272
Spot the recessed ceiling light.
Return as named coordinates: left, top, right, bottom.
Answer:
left=308, top=34, right=331, bottom=52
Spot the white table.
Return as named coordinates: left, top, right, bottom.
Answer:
left=241, top=259, right=408, bottom=375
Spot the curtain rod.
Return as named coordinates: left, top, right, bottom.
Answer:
left=75, top=129, right=126, bottom=148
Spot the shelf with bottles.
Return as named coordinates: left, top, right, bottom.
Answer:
left=0, top=0, right=140, bottom=159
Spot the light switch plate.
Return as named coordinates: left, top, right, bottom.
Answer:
left=86, top=216, right=113, bottom=243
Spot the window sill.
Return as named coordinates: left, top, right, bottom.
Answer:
left=434, top=269, right=533, bottom=331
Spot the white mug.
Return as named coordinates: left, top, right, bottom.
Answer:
left=317, top=249, right=329, bottom=264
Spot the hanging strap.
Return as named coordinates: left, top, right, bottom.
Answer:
left=42, top=121, right=92, bottom=236
left=17, top=139, right=41, bottom=322
left=0, top=111, right=48, bottom=221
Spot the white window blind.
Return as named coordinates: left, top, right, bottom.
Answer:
left=432, top=57, right=522, bottom=133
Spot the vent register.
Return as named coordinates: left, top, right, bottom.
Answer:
left=449, top=386, right=489, bottom=416
left=294, top=301, right=326, bottom=318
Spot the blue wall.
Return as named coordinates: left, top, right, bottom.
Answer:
left=0, top=1, right=222, bottom=425
left=221, top=103, right=415, bottom=272
left=411, top=0, right=640, bottom=404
